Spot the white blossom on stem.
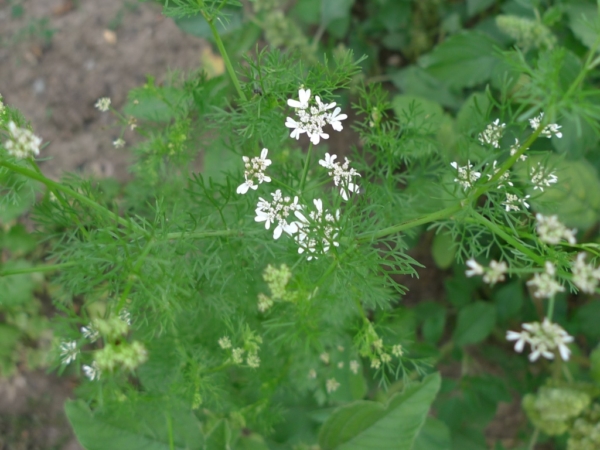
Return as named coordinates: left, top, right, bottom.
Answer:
left=293, top=199, right=340, bottom=260
left=83, top=361, right=101, bottom=381
left=527, top=262, right=565, bottom=298
left=510, top=139, right=528, bottom=161
left=503, top=193, right=530, bottom=212
left=529, top=112, right=563, bottom=138
left=478, top=119, right=506, bottom=148
left=59, top=340, right=79, bottom=365
left=506, top=317, right=573, bottom=361
left=285, top=88, right=347, bottom=145
left=318, top=153, right=361, bottom=201
left=95, top=97, right=111, bottom=112
left=535, top=214, right=576, bottom=245
left=4, top=121, right=42, bottom=159
left=530, top=162, right=558, bottom=191
left=255, top=190, right=302, bottom=239
left=571, top=253, right=600, bottom=294
left=465, top=259, right=508, bottom=286
left=450, top=161, right=481, bottom=191
left=487, top=160, right=513, bottom=188
left=237, top=148, right=272, bottom=194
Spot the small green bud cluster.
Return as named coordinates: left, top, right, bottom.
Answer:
left=568, top=403, right=600, bottom=450
left=496, top=15, right=557, bottom=52
left=92, top=316, right=129, bottom=340
left=95, top=341, right=148, bottom=372
left=357, top=323, right=403, bottom=370
left=523, top=387, right=591, bottom=436
left=257, top=264, right=297, bottom=312
left=218, top=326, right=262, bottom=369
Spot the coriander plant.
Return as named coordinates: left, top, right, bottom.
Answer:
left=2, top=0, right=600, bottom=448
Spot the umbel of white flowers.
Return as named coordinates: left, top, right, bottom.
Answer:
left=4, top=121, right=42, bottom=159
left=506, top=317, right=573, bottom=362
left=285, top=88, right=347, bottom=145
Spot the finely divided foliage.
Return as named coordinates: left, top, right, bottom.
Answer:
left=2, top=1, right=600, bottom=448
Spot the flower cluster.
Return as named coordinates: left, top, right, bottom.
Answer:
left=509, top=138, right=528, bottom=161
left=529, top=112, right=563, bottom=138
left=218, top=329, right=262, bottom=369
left=465, top=259, right=508, bottom=286
left=95, top=97, right=111, bottom=112
left=237, top=148, right=272, bottom=194
left=59, top=340, right=79, bottom=365
left=506, top=317, right=574, bottom=361
left=571, top=253, right=600, bottom=294
left=487, top=160, right=514, bottom=188
left=255, top=190, right=302, bottom=239
left=318, top=153, right=361, bottom=201
left=527, top=261, right=565, bottom=298
left=530, top=162, right=558, bottom=191
left=450, top=161, right=481, bottom=191
left=535, top=214, right=576, bottom=245
left=257, top=264, right=297, bottom=312
left=285, top=88, right=347, bottom=145
left=478, top=119, right=506, bottom=148
left=503, top=192, right=530, bottom=211
left=4, top=121, right=42, bottom=159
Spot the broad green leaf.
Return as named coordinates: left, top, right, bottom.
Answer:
left=66, top=399, right=203, bottom=450
left=318, top=372, right=441, bottom=450
left=412, top=417, right=451, bottom=450
left=493, top=282, right=524, bottom=323
left=591, top=344, right=600, bottom=384
left=432, top=232, right=457, bottom=269
left=467, top=0, right=495, bottom=18
left=390, top=67, right=462, bottom=109
left=321, top=0, right=354, bottom=26
left=415, top=301, right=447, bottom=345
left=566, top=4, right=600, bottom=49
left=453, top=302, right=496, bottom=346
left=419, top=32, right=502, bottom=89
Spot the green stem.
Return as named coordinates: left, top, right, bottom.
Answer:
left=116, top=237, right=156, bottom=313
left=471, top=212, right=545, bottom=265
left=527, top=428, right=539, bottom=450
left=165, top=229, right=259, bottom=240
left=299, top=143, right=313, bottom=194
left=0, top=160, right=136, bottom=232
left=547, top=296, right=556, bottom=321
left=563, top=35, right=600, bottom=100
left=357, top=203, right=463, bottom=242
left=205, top=14, right=247, bottom=102
left=0, top=262, right=76, bottom=277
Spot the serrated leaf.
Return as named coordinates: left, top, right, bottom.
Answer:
left=411, top=417, right=451, bottom=450
left=419, top=32, right=502, bottom=89
left=453, top=302, right=496, bottom=347
left=66, top=399, right=203, bottom=450
left=318, top=372, right=441, bottom=450
left=493, top=282, right=524, bottom=323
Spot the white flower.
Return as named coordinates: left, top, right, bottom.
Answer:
left=450, top=161, right=481, bottom=191
left=337, top=361, right=344, bottom=368
left=320, top=352, right=330, bottom=364
left=326, top=378, right=340, bottom=393
left=285, top=88, right=346, bottom=145
left=370, top=358, right=381, bottom=369
left=487, top=160, right=513, bottom=188
left=478, top=119, right=506, bottom=148
left=380, top=353, right=391, bottom=363
left=391, top=345, right=403, bottom=357
left=4, top=121, right=42, bottom=159
left=529, top=112, right=563, bottom=138
left=83, top=361, right=101, bottom=381
left=530, top=162, right=558, bottom=191
left=318, top=153, right=361, bottom=201
left=81, top=323, right=100, bottom=342
left=95, top=97, right=111, bottom=112
left=254, top=190, right=303, bottom=239
left=246, top=353, right=260, bottom=368
left=113, top=138, right=125, bottom=148
left=349, top=360, right=359, bottom=374
left=506, top=318, right=573, bottom=361
left=308, top=369, right=317, bottom=379
left=484, top=260, right=508, bottom=285
left=231, top=348, right=244, bottom=365
left=218, top=336, right=232, bottom=349
left=59, top=340, right=79, bottom=365
left=503, top=193, right=530, bottom=211
left=257, top=293, right=273, bottom=312
left=466, top=259, right=508, bottom=286
left=510, top=139, right=528, bottom=161
left=237, top=148, right=272, bottom=194
left=571, top=253, right=600, bottom=294
left=535, top=214, right=576, bottom=245
left=465, top=259, right=484, bottom=277
left=119, top=309, right=132, bottom=326
left=527, top=262, right=565, bottom=298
